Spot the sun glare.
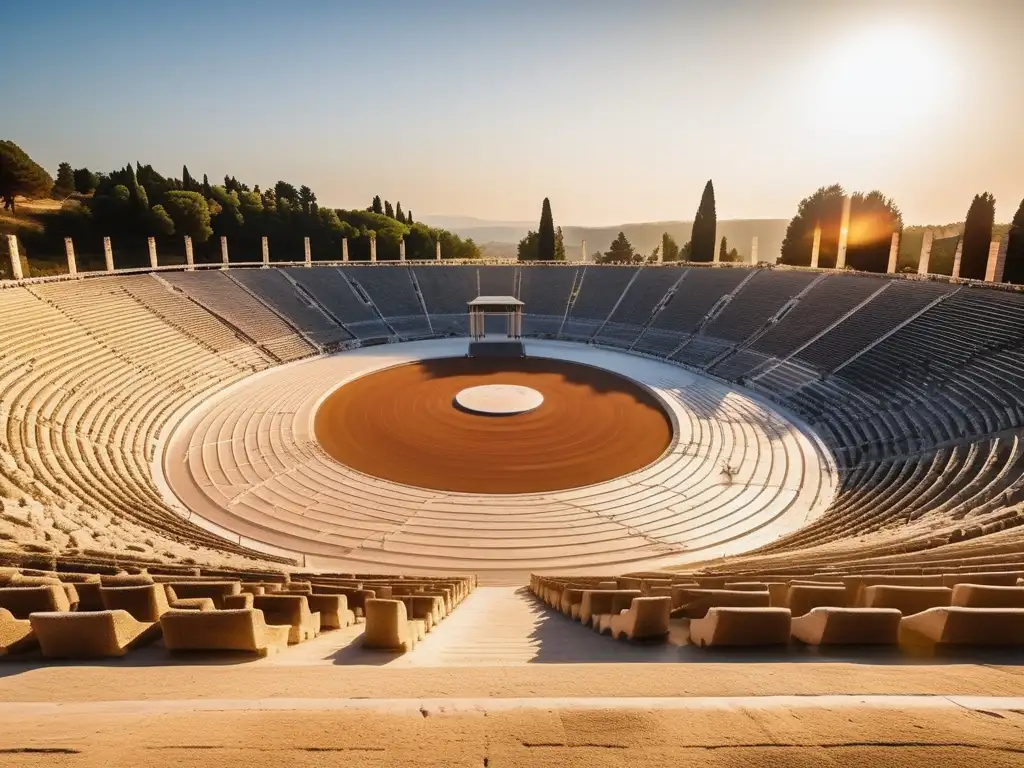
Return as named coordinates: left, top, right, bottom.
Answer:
left=814, top=23, right=950, bottom=137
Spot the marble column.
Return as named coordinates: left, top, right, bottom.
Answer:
left=370, top=234, right=377, bottom=263
left=951, top=237, right=964, bottom=279
left=220, top=236, right=229, bottom=269
left=886, top=231, right=900, bottom=274
left=750, top=236, right=759, bottom=265
left=148, top=237, right=158, bottom=269
left=64, top=238, right=77, bottom=277
left=6, top=235, right=23, bottom=280
left=103, top=237, right=114, bottom=272
left=261, top=237, right=270, bottom=266
left=835, top=195, right=851, bottom=270
left=917, top=231, right=933, bottom=276
left=810, top=226, right=822, bottom=269
left=184, top=236, right=194, bottom=270
left=304, top=237, right=311, bottom=266
left=581, top=239, right=587, bottom=263
left=435, top=240, right=441, bottom=261
left=985, top=237, right=1008, bottom=283
left=399, top=239, right=406, bottom=261
left=342, top=238, right=349, bottom=262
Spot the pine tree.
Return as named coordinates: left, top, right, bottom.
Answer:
left=961, top=192, right=996, bottom=280
left=72, top=167, right=98, bottom=194
left=719, top=236, right=728, bottom=262
left=182, top=165, right=194, bottom=191
left=537, top=198, right=555, bottom=261
left=372, top=195, right=383, bottom=215
left=600, top=231, right=634, bottom=263
left=1003, top=196, right=1024, bottom=285
left=0, top=140, right=53, bottom=211
left=395, top=201, right=404, bottom=223
left=53, top=162, right=75, bottom=197
left=691, top=179, right=716, bottom=262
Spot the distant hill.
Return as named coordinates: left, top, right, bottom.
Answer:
left=423, top=216, right=790, bottom=262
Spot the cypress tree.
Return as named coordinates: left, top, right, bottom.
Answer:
left=718, top=236, right=727, bottom=262
left=125, top=163, right=149, bottom=213
left=182, top=165, right=194, bottom=191
left=960, top=192, right=996, bottom=280
left=406, top=209, right=413, bottom=224
left=537, top=198, right=555, bottom=261
left=372, top=195, right=383, bottom=215
left=691, top=179, right=716, bottom=262
left=201, top=174, right=211, bottom=197
left=1003, top=196, right=1024, bottom=285
left=395, top=201, right=404, bottom=223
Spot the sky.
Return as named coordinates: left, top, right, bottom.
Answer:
left=3, top=0, right=1022, bottom=226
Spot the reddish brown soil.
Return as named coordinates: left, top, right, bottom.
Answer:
left=314, top=357, right=673, bottom=493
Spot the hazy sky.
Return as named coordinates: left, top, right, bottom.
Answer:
left=4, top=0, right=1022, bottom=226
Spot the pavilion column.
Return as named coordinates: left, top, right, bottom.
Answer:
left=917, top=231, right=933, bottom=276
left=713, top=239, right=720, bottom=264
left=6, top=235, right=23, bottom=280
left=342, top=237, right=349, bottom=262
left=835, top=195, right=851, bottom=270
left=399, top=239, right=406, bottom=262
left=581, top=239, right=587, bottom=263
left=64, top=238, right=77, bottom=277
left=435, top=240, right=441, bottom=261
left=886, top=231, right=900, bottom=274
left=951, top=237, right=964, bottom=279
left=262, top=237, right=270, bottom=267
left=749, top=236, right=758, bottom=265
left=103, top=237, right=114, bottom=272
left=304, top=237, right=311, bottom=266
left=810, top=226, right=821, bottom=269
left=148, top=237, right=158, bottom=269
left=220, top=236, right=229, bottom=269
left=184, top=236, right=194, bottom=270
left=370, top=234, right=377, bottom=263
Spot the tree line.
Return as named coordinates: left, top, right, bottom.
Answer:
left=515, top=177, right=1023, bottom=283
left=0, top=140, right=481, bottom=272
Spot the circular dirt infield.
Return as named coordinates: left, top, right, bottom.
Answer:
left=313, top=357, right=673, bottom=493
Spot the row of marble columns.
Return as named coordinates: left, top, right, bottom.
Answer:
left=5, top=234, right=444, bottom=278
left=5, top=227, right=1010, bottom=282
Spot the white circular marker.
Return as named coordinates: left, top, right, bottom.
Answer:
left=454, top=384, right=544, bottom=416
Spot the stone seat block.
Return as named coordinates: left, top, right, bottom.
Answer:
left=791, top=607, right=901, bottom=645
left=161, top=609, right=291, bottom=657
left=30, top=610, right=161, bottom=658
left=689, top=607, right=792, bottom=648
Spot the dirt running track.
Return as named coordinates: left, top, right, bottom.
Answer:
left=314, top=357, right=673, bottom=493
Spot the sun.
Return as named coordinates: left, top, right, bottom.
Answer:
left=813, top=23, right=951, bottom=137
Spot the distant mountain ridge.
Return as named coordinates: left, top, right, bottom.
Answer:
left=420, top=215, right=790, bottom=262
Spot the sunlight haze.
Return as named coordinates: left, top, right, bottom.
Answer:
left=3, top=0, right=1021, bottom=225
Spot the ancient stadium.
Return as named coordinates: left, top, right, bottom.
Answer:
left=3, top=258, right=1024, bottom=762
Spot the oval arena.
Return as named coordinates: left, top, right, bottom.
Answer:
left=3, top=261, right=1024, bottom=736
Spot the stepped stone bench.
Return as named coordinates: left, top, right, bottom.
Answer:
left=161, top=609, right=291, bottom=657
left=689, top=607, right=793, bottom=648
left=0, top=608, right=36, bottom=655
left=30, top=610, right=161, bottom=659
left=791, top=607, right=902, bottom=646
